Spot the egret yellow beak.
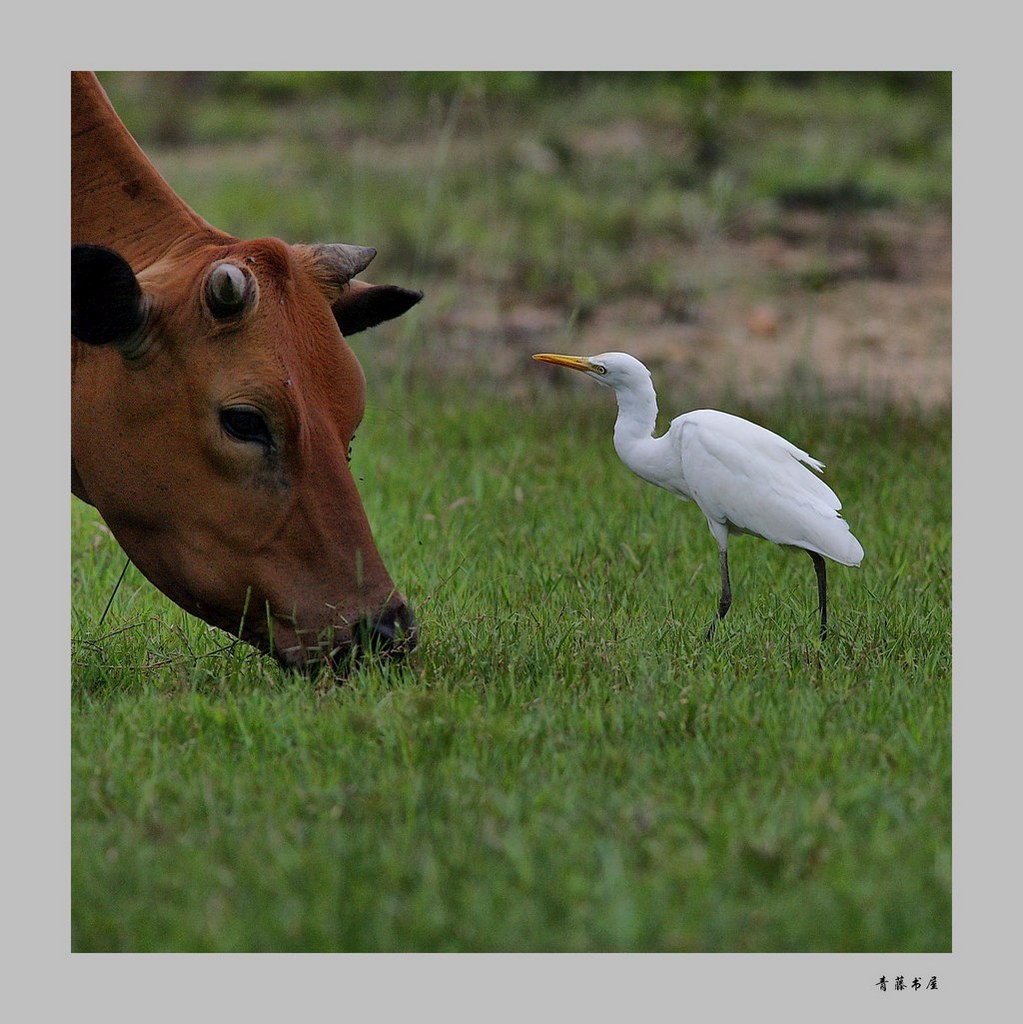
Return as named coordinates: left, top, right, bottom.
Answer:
left=532, top=353, right=602, bottom=374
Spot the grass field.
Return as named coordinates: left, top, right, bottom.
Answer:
left=72, top=73, right=951, bottom=952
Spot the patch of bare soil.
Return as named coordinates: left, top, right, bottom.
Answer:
left=424, top=208, right=950, bottom=413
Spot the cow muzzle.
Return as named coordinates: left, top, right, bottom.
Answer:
left=272, top=594, right=418, bottom=676
left=352, top=596, right=418, bottom=660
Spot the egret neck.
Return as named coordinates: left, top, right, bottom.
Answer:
left=608, top=369, right=683, bottom=497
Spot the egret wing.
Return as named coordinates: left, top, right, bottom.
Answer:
left=669, top=410, right=863, bottom=564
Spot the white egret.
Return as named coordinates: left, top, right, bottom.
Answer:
left=533, top=351, right=864, bottom=640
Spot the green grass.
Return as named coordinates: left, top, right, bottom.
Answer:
left=73, top=73, right=950, bottom=951
left=72, top=389, right=951, bottom=951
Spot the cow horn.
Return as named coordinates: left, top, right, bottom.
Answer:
left=311, top=243, right=378, bottom=283
left=207, top=262, right=251, bottom=317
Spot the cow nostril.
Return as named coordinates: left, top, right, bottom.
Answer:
left=352, top=600, right=418, bottom=659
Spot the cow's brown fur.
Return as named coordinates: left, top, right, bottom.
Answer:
left=72, top=72, right=420, bottom=669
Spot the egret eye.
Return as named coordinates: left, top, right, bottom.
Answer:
left=220, top=406, right=274, bottom=449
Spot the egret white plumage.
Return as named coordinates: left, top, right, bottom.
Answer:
left=532, top=351, right=864, bottom=640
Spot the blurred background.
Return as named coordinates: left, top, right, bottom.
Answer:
left=97, top=71, right=951, bottom=414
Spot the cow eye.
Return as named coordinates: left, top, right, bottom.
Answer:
left=220, top=406, right=274, bottom=449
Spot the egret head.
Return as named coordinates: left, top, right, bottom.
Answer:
left=532, top=351, right=652, bottom=391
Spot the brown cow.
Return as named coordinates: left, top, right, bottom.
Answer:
left=72, top=72, right=422, bottom=671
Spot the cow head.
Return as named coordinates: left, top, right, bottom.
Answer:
left=71, top=237, right=422, bottom=672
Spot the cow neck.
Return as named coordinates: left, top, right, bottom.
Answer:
left=72, top=72, right=233, bottom=269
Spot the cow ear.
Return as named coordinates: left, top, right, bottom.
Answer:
left=72, top=244, right=148, bottom=347
left=332, top=278, right=424, bottom=336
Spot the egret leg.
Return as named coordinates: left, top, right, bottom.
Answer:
left=808, top=550, right=827, bottom=641
left=705, top=548, right=732, bottom=640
